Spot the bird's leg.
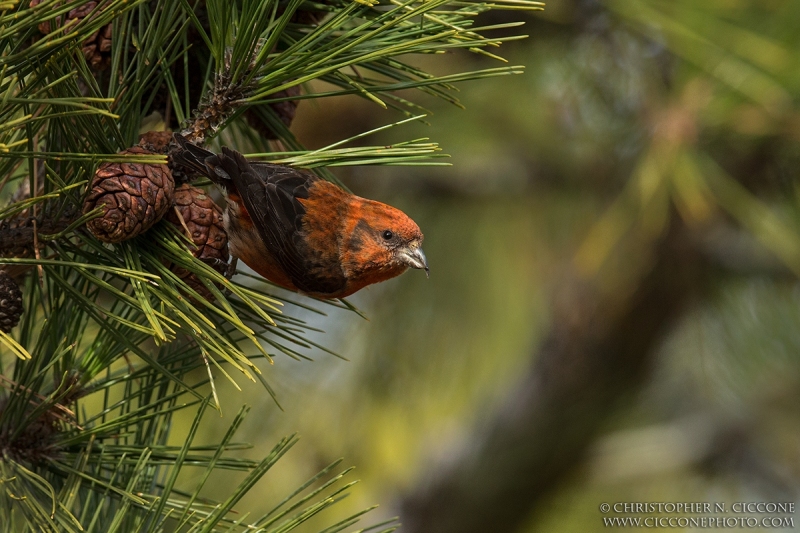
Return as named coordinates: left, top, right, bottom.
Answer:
left=199, top=257, right=228, bottom=271
left=225, top=256, right=239, bottom=280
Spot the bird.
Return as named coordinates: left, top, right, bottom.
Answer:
left=171, top=134, right=428, bottom=299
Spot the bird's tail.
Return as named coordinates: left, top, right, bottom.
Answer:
left=172, top=134, right=262, bottom=203
left=170, top=134, right=240, bottom=190
left=171, top=133, right=215, bottom=176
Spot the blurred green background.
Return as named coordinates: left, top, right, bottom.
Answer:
left=179, top=1, right=800, bottom=531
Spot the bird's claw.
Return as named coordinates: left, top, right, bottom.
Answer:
left=225, top=256, right=239, bottom=280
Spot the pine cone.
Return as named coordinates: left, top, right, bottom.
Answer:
left=0, top=178, right=78, bottom=280
left=84, top=146, right=175, bottom=243
left=30, top=0, right=113, bottom=70
left=0, top=180, right=38, bottom=262
left=165, top=185, right=229, bottom=299
left=0, top=270, right=23, bottom=333
left=245, top=86, right=301, bottom=140
left=0, top=392, right=66, bottom=463
left=137, top=130, right=174, bottom=154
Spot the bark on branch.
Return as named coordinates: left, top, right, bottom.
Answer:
left=0, top=216, right=76, bottom=253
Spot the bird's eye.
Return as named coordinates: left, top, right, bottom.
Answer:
left=382, top=230, right=394, bottom=241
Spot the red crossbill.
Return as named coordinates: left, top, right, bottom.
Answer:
left=171, top=134, right=428, bottom=298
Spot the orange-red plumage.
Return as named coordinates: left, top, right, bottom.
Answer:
left=171, top=135, right=428, bottom=298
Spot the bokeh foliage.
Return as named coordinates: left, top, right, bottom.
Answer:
left=209, top=1, right=800, bottom=531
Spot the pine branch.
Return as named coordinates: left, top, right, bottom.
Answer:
left=0, top=0, right=532, bottom=530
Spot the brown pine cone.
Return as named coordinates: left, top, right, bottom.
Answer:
left=245, top=86, right=301, bottom=140
left=165, top=185, right=229, bottom=299
left=0, top=395, right=61, bottom=463
left=84, top=146, right=175, bottom=243
left=137, top=130, right=174, bottom=154
left=30, top=1, right=113, bottom=70
left=0, top=178, right=78, bottom=280
left=0, top=270, right=23, bottom=333
left=0, top=180, right=38, bottom=262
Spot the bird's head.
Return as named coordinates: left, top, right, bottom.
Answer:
left=342, top=199, right=428, bottom=282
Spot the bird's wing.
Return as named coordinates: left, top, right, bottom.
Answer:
left=219, top=149, right=346, bottom=295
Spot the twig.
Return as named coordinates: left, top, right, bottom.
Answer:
left=31, top=138, right=44, bottom=288
left=0, top=216, right=76, bottom=253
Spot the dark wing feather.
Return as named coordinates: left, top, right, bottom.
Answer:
left=219, top=149, right=346, bottom=294
left=171, top=133, right=241, bottom=192
left=170, top=134, right=225, bottom=186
